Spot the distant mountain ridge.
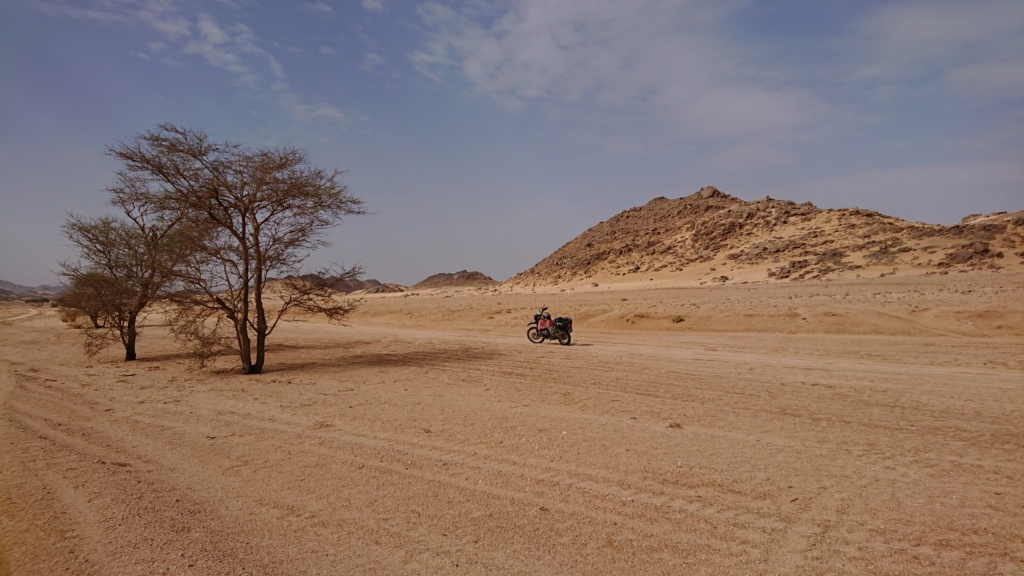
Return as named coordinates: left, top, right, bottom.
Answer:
left=280, top=270, right=498, bottom=293
left=508, top=186, right=1024, bottom=285
left=0, top=279, right=63, bottom=298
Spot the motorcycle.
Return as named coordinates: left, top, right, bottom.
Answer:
left=527, top=306, right=573, bottom=345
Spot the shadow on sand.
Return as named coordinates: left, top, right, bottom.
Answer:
left=265, top=340, right=500, bottom=374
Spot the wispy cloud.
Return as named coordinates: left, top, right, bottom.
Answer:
left=214, top=0, right=255, bottom=8
left=275, top=88, right=348, bottom=124
left=303, top=2, right=334, bottom=17
left=412, top=0, right=1023, bottom=164
left=33, top=0, right=346, bottom=126
left=411, top=0, right=826, bottom=158
left=361, top=52, right=383, bottom=72
left=835, top=0, right=1024, bottom=102
left=33, top=0, right=133, bottom=25
left=362, top=0, right=386, bottom=13
left=183, top=13, right=255, bottom=82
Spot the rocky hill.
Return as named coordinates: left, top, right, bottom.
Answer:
left=280, top=275, right=406, bottom=294
left=332, top=278, right=407, bottom=294
left=508, top=186, right=1024, bottom=286
left=412, top=270, right=498, bottom=289
left=0, top=279, right=64, bottom=300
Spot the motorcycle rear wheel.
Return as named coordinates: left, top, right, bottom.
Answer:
left=556, top=330, right=571, bottom=346
left=526, top=326, right=545, bottom=344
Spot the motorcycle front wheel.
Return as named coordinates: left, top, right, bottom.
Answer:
left=526, top=326, right=545, bottom=343
left=555, top=329, right=572, bottom=346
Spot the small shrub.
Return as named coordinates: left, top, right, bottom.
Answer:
left=58, top=308, right=80, bottom=324
left=69, top=317, right=93, bottom=330
left=670, top=315, right=684, bottom=324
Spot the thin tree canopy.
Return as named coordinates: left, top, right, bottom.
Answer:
left=107, top=124, right=366, bottom=374
left=60, top=192, right=191, bottom=361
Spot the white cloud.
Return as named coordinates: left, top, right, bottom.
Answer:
left=836, top=0, right=1024, bottom=102
left=267, top=56, right=286, bottom=80
left=303, top=2, right=334, bottom=16
left=412, top=0, right=825, bottom=152
left=362, top=0, right=385, bottom=13
left=361, top=52, right=383, bottom=72
left=31, top=1, right=131, bottom=24
left=183, top=13, right=253, bottom=80
left=34, top=1, right=348, bottom=127
left=214, top=0, right=255, bottom=8
left=272, top=84, right=347, bottom=125
left=140, top=7, right=190, bottom=39
left=32, top=0, right=190, bottom=37
left=289, top=101, right=348, bottom=124
left=411, top=0, right=1023, bottom=178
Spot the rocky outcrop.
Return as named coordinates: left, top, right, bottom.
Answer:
left=412, top=270, right=498, bottom=289
left=507, top=186, right=1023, bottom=285
left=283, top=275, right=406, bottom=294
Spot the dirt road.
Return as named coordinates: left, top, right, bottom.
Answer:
left=2, top=279, right=1022, bottom=575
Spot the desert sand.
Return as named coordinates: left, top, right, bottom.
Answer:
left=2, top=272, right=1023, bottom=575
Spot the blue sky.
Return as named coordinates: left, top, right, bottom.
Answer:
left=2, top=0, right=1021, bottom=286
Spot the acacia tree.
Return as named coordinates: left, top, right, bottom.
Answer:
left=108, top=124, right=365, bottom=374
left=59, top=190, right=190, bottom=361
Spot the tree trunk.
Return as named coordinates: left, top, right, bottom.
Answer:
left=249, top=311, right=265, bottom=374
left=124, top=312, right=138, bottom=361
left=236, top=318, right=255, bottom=374
left=253, top=286, right=267, bottom=375
left=251, top=334, right=265, bottom=375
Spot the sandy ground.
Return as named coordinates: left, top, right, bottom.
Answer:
left=1, top=273, right=1022, bottom=575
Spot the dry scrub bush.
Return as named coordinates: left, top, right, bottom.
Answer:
left=58, top=307, right=80, bottom=324
left=58, top=308, right=95, bottom=330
